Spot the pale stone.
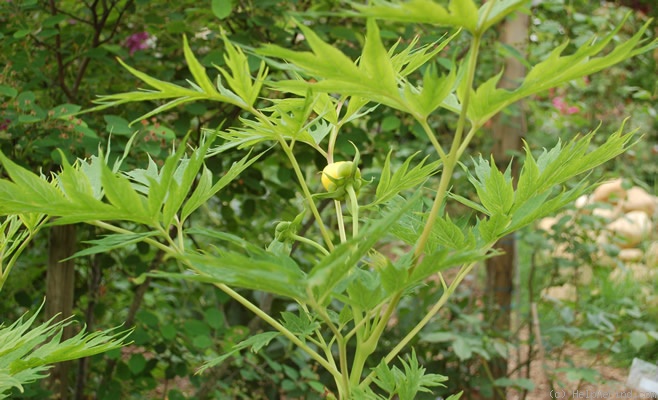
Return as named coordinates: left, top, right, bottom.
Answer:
left=542, top=283, right=577, bottom=302
left=607, top=211, right=652, bottom=248
left=592, top=179, right=626, bottom=203
left=629, top=263, right=654, bottom=281
left=557, top=265, right=592, bottom=285
left=575, top=195, right=590, bottom=209
left=618, top=248, right=644, bottom=262
left=594, top=233, right=618, bottom=268
left=610, top=263, right=655, bottom=282
left=552, top=242, right=574, bottom=260
left=592, top=206, right=618, bottom=221
left=577, top=264, right=593, bottom=285
left=538, top=217, right=557, bottom=233
left=646, top=241, right=658, bottom=268
left=622, top=186, right=657, bottom=216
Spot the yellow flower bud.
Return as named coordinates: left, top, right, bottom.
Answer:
left=321, top=161, right=353, bottom=191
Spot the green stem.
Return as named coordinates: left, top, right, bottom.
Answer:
left=90, top=220, right=174, bottom=254
left=360, top=261, right=479, bottom=389
left=345, top=302, right=384, bottom=342
left=214, top=282, right=342, bottom=383
left=346, top=185, right=359, bottom=238
left=327, top=100, right=346, bottom=164
left=291, top=234, right=330, bottom=256
left=336, top=337, right=350, bottom=398
left=456, top=124, right=480, bottom=160
left=412, top=33, right=482, bottom=265
left=350, top=306, right=375, bottom=387
left=357, top=34, right=485, bottom=390
left=334, top=200, right=347, bottom=243
left=418, top=117, right=447, bottom=162
left=90, top=220, right=342, bottom=381
left=307, top=291, right=349, bottom=396
left=0, top=215, right=47, bottom=292
left=174, top=215, right=185, bottom=251
left=361, top=291, right=401, bottom=357
left=279, top=139, right=335, bottom=251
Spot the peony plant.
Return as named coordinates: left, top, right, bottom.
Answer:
left=0, top=1, right=655, bottom=398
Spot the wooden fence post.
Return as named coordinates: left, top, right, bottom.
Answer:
left=46, top=224, right=77, bottom=400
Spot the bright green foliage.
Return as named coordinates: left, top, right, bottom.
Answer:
left=196, top=331, right=280, bottom=374
left=370, top=152, right=441, bottom=208
left=371, top=351, right=451, bottom=400
left=91, top=35, right=268, bottom=122
left=259, top=20, right=460, bottom=119
left=0, top=302, right=129, bottom=399
left=0, top=1, right=655, bottom=398
left=465, top=15, right=656, bottom=126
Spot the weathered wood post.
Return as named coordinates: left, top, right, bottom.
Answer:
left=484, top=10, right=529, bottom=400
left=46, top=224, right=77, bottom=400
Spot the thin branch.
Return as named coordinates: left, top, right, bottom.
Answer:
left=48, top=0, right=75, bottom=102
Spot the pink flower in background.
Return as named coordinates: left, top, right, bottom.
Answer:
left=552, top=96, right=580, bottom=115
left=124, top=32, right=156, bottom=55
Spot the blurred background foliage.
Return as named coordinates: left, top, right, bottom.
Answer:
left=0, top=0, right=656, bottom=399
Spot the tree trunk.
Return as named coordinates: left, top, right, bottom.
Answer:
left=46, top=224, right=77, bottom=400
left=484, top=11, right=529, bottom=400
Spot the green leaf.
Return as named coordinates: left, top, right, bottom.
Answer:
left=49, top=104, right=82, bottom=118
left=128, top=354, right=146, bottom=374
left=629, top=330, right=649, bottom=351
left=211, top=0, right=233, bottom=19
left=361, top=19, right=398, bottom=96
left=204, top=308, right=225, bottom=330
left=91, top=49, right=248, bottom=123
left=388, top=197, right=475, bottom=253
left=467, top=155, right=514, bottom=215
left=196, top=331, right=279, bottom=374
left=477, top=213, right=511, bottom=244
left=183, top=35, right=219, bottom=97
left=100, top=163, right=150, bottom=224
left=216, top=36, right=268, bottom=108
left=307, top=192, right=421, bottom=305
left=372, top=350, right=448, bottom=400
left=17, top=115, right=43, bottom=123
left=65, top=232, right=160, bottom=260
left=467, top=15, right=657, bottom=125
left=410, top=246, right=491, bottom=285
left=369, top=151, right=440, bottom=208
left=181, top=148, right=264, bottom=221
left=404, top=64, right=457, bottom=118
left=280, top=311, right=320, bottom=339
left=181, top=234, right=307, bottom=300
left=0, top=151, right=145, bottom=224
left=355, top=0, right=477, bottom=31
left=452, top=337, right=473, bottom=361
left=0, top=152, right=62, bottom=209
left=493, top=377, right=535, bottom=391
left=397, top=350, right=448, bottom=400
left=420, top=332, right=455, bottom=343
left=0, top=303, right=129, bottom=398
left=379, top=256, right=409, bottom=296
left=345, top=268, right=385, bottom=309
left=258, top=21, right=407, bottom=112
left=447, top=0, right=478, bottom=32
left=0, top=85, right=18, bottom=99
left=477, top=0, right=529, bottom=34
left=505, top=123, right=635, bottom=233
left=103, top=115, right=133, bottom=136
left=558, top=367, right=599, bottom=383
